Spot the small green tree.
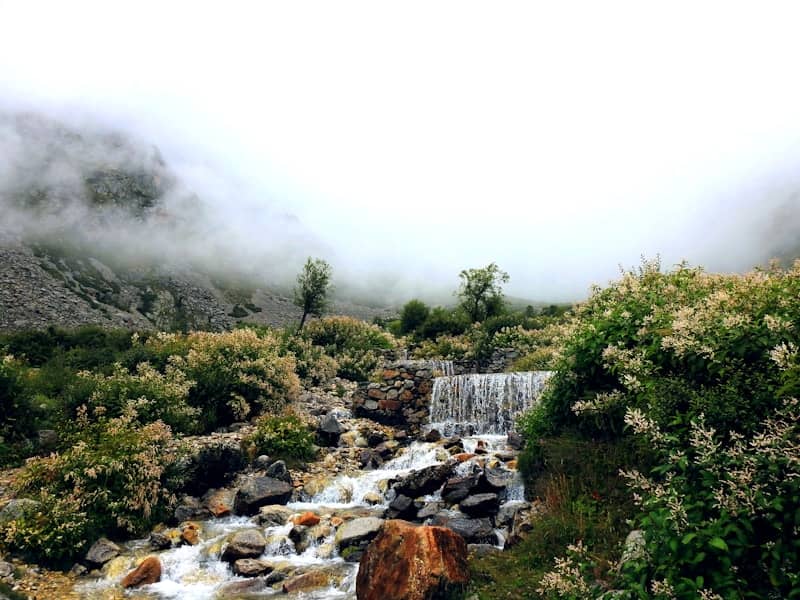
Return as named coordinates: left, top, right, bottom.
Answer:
left=293, top=257, right=333, bottom=330
left=456, top=262, right=509, bottom=323
left=399, top=299, right=430, bottom=335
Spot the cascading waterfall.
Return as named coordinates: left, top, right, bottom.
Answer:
left=426, top=359, right=455, bottom=377
left=429, top=371, right=553, bottom=436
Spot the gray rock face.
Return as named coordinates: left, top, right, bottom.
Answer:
left=0, top=561, right=14, bottom=578
left=255, top=505, right=293, bottom=527
left=496, top=501, right=529, bottom=529
left=442, top=475, right=481, bottom=505
left=334, top=517, right=384, bottom=550
left=459, top=493, right=500, bottom=517
left=234, top=476, right=293, bottom=515
left=318, top=414, right=342, bottom=446
left=431, top=514, right=496, bottom=544
left=222, top=529, right=267, bottom=562
left=265, top=460, right=292, bottom=484
left=174, top=496, right=213, bottom=522
left=85, top=538, right=122, bottom=566
left=393, top=463, right=453, bottom=498
left=386, top=494, right=415, bottom=520
left=232, top=558, right=273, bottom=577
left=149, top=531, right=173, bottom=550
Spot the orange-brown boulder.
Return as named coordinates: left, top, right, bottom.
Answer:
left=356, top=519, right=468, bottom=600
left=181, top=522, right=200, bottom=545
left=292, top=511, right=321, bottom=527
left=452, top=453, right=476, bottom=463
left=121, top=556, right=162, bottom=588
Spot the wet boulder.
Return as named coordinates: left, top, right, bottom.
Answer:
left=232, top=559, right=273, bottom=577
left=359, top=449, right=383, bottom=470
left=256, top=504, right=293, bottom=527
left=234, top=476, right=293, bottom=515
left=496, top=501, right=529, bottom=529
left=174, top=495, right=212, bottom=522
left=507, top=431, right=525, bottom=450
left=423, top=429, right=441, bottom=443
left=356, top=520, right=469, bottom=600
left=335, top=517, right=384, bottom=562
left=222, top=529, right=267, bottom=561
left=441, top=474, right=481, bottom=505
left=202, top=488, right=237, bottom=518
left=393, top=463, right=453, bottom=498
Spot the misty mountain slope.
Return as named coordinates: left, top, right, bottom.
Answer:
left=0, top=113, right=394, bottom=331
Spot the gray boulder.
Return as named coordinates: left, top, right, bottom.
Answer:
left=85, top=538, right=122, bottom=566
left=265, top=461, right=292, bottom=484
left=459, top=493, right=500, bottom=517
left=232, top=558, right=273, bottom=577
left=222, top=529, right=267, bottom=562
left=334, top=517, right=384, bottom=551
left=393, top=463, right=453, bottom=498
left=234, top=476, right=293, bottom=515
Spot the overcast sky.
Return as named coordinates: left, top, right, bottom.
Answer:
left=2, top=1, right=800, bottom=303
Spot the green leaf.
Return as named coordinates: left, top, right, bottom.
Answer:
left=682, top=533, right=697, bottom=544
left=709, top=537, right=729, bottom=552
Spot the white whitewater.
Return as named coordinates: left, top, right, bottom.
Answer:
left=429, top=371, right=553, bottom=436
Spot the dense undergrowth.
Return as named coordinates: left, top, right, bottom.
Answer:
left=503, top=259, right=800, bottom=599
left=0, top=316, right=394, bottom=563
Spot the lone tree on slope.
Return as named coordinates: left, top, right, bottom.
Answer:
left=293, top=257, right=333, bottom=330
left=457, top=262, right=509, bottom=323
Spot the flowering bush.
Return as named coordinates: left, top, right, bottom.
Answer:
left=282, top=334, right=339, bottom=384
left=4, top=406, right=178, bottom=563
left=70, top=361, right=199, bottom=433
left=529, top=259, right=800, bottom=599
left=153, top=329, right=300, bottom=430
left=301, top=316, right=395, bottom=381
left=244, top=413, right=316, bottom=462
left=525, top=259, right=800, bottom=440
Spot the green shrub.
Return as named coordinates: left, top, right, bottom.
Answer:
left=68, top=361, right=199, bottom=433
left=0, top=355, right=39, bottom=463
left=399, top=299, right=430, bottom=335
left=0, top=326, right=135, bottom=370
left=4, top=407, right=178, bottom=564
left=282, top=334, right=339, bottom=385
left=244, top=413, right=316, bottom=462
left=418, top=307, right=469, bottom=340
left=528, top=259, right=800, bottom=599
left=149, top=329, right=300, bottom=431
left=302, top=316, right=395, bottom=381
left=530, top=259, right=800, bottom=441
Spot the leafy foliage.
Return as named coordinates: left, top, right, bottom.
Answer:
left=144, top=329, right=300, bottom=430
left=244, top=413, right=316, bottom=462
left=526, top=259, right=800, bottom=599
left=293, top=257, right=333, bottom=330
left=457, top=262, right=509, bottom=323
left=3, top=406, right=179, bottom=564
left=301, top=316, right=395, bottom=380
left=399, top=299, right=431, bottom=335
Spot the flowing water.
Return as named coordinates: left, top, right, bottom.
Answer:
left=78, top=368, right=548, bottom=599
left=429, top=371, right=553, bottom=436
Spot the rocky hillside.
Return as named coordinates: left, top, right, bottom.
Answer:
left=0, top=113, right=394, bottom=331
